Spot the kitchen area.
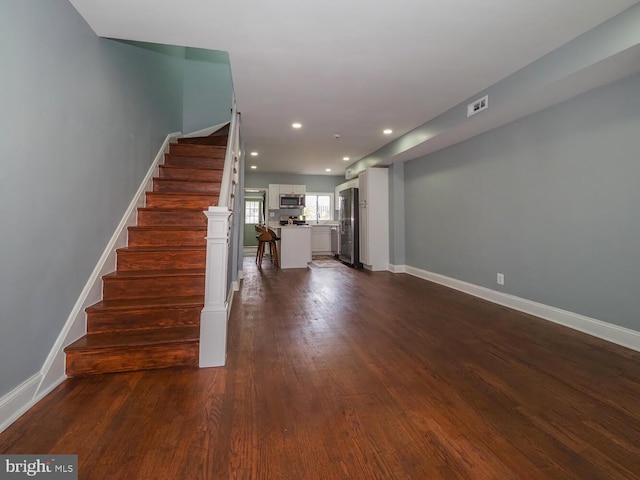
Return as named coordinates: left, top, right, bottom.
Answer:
left=244, top=169, right=388, bottom=271
left=265, top=183, right=333, bottom=269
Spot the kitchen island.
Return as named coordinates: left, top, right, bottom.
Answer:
left=277, top=225, right=312, bottom=269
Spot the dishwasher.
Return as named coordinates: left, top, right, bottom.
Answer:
left=330, top=226, right=339, bottom=257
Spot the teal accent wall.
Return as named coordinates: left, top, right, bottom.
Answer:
left=404, top=72, right=640, bottom=331
left=183, top=49, right=234, bottom=134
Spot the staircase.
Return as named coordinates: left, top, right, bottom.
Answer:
left=64, top=127, right=229, bottom=376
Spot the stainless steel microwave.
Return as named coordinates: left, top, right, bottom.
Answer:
left=280, top=194, right=305, bottom=209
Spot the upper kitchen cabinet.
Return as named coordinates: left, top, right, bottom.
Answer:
left=358, top=168, right=388, bottom=271
left=268, top=184, right=280, bottom=209
left=280, top=184, right=306, bottom=195
left=268, top=184, right=307, bottom=210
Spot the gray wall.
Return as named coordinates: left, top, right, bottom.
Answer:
left=0, top=1, right=187, bottom=397
left=388, top=163, right=406, bottom=267
left=245, top=172, right=344, bottom=192
left=183, top=49, right=234, bottom=134
left=404, top=72, right=640, bottom=331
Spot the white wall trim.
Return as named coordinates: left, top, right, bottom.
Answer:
left=0, top=374, right=41, bottom=433
left=389, top=264, right=407, bottom=273
left=0, top=132, right=183, bottom=434
left=405, top=266, right=640, bottom=353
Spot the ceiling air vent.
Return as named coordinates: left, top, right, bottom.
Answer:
left=467, top=95, right=488, bottom=117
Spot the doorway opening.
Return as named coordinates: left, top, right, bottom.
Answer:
left=243, top=188, right=267, bottom=257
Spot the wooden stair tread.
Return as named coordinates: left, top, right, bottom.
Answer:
left=137, top=207, right=205, bottom=213
left=65, top=326, right=199, bottom=351
left=147, top=191, right=218, bottom=197
left=128, top=225, right=206, bottom=231
left=164, top=154, right=225, bottom=161
left=86, top=296, right=204, bottom=312
left=116, top=246, right=206, bottom=252
left=154, top=177, right=221, bottom=185
left=159, top=164, right=223, bottom=171
left=103, top=268, right=204, bottom=279
left=168, top=145, right=226, bottom=156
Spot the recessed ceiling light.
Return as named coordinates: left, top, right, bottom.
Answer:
left=325, top=168, right=332, bottom=172
left=250, top=151, right=258, bottom=156
left=250, top=165, right=257, bottom=169
left=342, top=156, right=350, bottom=161
left=383, top=129, right=393, bottom=135
left=292, top=122, right=302, bottom=129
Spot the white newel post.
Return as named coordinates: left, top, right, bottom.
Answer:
left=200, top=206, right=233, bottom=367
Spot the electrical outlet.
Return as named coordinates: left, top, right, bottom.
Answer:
left=497, top=273, right=505, bottom=285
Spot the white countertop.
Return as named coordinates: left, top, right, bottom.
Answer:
left=269, top=223, right=310, bottom=229
left=269, top=222, right=337, bottom=229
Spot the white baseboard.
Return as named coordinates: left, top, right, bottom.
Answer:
left=0, top=374, right=41, bottom=433
left=389, top=264, right=407, bottom=273
left=0, top=132, right=183, bottom=434
left=405, top=266, right=640, bottom=353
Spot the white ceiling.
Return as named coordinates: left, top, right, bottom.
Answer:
left=69, top=0, right=639, bottom=177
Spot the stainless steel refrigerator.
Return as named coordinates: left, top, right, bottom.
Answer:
left=338, top=187, right=360, bottom=267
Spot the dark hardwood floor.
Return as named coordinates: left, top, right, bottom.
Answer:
left=2, top=256, right=640, bottom=479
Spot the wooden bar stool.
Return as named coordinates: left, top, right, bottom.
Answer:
left=255, top=225, right=269, bottom=266
left=255, top=225, right=280, bottom=268
left=267, top=228, right=280, bottom=268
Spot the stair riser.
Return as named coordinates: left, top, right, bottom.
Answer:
left=137, top=209, right=207, bottom=227
left=65, top=342, right=199, bottom=376
left=164, top=154, right=225, bottom=169
left=117, top=249, right=206, bottom=271
left=128, top=228, right=206, bottom=247
left=103, top=274, right=205, bottom=300
left=87, top=306, right=202, bottom=333
left=169, top=143, right=226, bottom=157
left=159, top=166, right=223, bottom=182
left=153, top=179, right=221, bottom=194
left=145, top=192, right=218, bottom=209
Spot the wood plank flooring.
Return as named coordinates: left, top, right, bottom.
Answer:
left=2, top=256, right=640, bottom=479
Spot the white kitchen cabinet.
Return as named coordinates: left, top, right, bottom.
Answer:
left=268, top=184, right=306, bottom=209
left=311, top=225, right=332, bottom=254
left=358, top=168, right=388, bottom=271
left=279, top=226, right=312, bottom=268
left=279, top=184, right=306, bottom=195
left=268, top=184, right=280, bottom=210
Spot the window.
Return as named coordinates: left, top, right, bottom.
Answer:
left=245, top=200, right=262, bottom=224
left=304, top=193, right=333, bottom=222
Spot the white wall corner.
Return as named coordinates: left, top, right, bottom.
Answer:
left=405, top=266, right=640, bottom=353
left=389, top=264, right=407, bottom=273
